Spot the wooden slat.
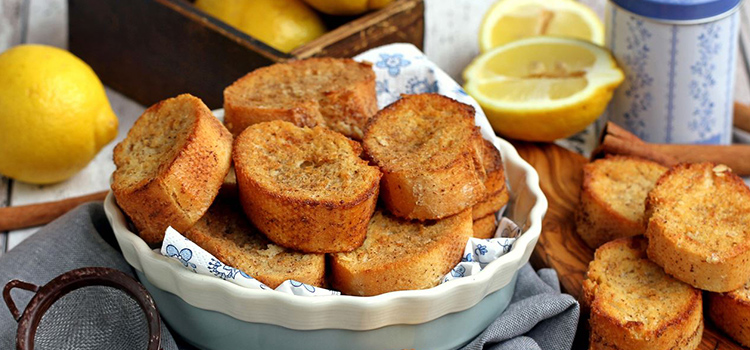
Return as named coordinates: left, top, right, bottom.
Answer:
left=25, top=0, right=66, bottom=47
left=0, top=0, right=26, bottom=49
left=0, top=0, right=28, bottom=254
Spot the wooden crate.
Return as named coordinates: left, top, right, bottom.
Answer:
left=68, top=0, right=424, bottom=109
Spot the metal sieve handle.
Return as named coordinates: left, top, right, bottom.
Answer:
left=3, top=280, right=40, bottom=322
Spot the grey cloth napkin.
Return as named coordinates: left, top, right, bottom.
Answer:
left=0, top=203, right=579, bottom=350
left=0, top=202, right=178, bottom=350
left=460, top=264, right=580, bottom=350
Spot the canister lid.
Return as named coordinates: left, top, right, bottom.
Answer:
left=611, top=0, right=741, bottom=21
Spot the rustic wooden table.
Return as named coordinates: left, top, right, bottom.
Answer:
left=2, top=0, right=750, bottom=348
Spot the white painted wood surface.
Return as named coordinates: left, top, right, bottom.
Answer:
left=2, top=0, right=750, bottom=252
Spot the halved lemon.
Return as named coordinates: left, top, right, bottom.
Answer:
left=464, top=36, right=623, bottom=142
left=479, top=0, right=604, bottom=52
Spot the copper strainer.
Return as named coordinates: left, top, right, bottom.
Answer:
left=3, top=267, right=161, bottom=350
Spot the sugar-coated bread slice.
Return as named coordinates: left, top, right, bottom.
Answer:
left=707, top=283, right=750, bottom=347
left=233, top=120, right=381, bottom=253
left=645, top=162, right=750, bottom=292
left=363, top=93, right=487, bottom=220
left=583, top=236, right=703, bottom=350
left=223, top=58, right=377, bottom=139
left=576, top=156, right=667, bottom=248
left=185, top=195, right=325, bottom=289
left=331, top=209, right=472, bottom=296
left=112, top=94, right=232, bottom=245
left=472, top=139, right=509, bottom=220
left=473, top=214, right=497, bottom=239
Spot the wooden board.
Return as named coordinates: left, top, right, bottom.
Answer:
left=512, top=141, right=745, bottom=350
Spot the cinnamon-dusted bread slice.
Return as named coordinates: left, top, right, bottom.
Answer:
left=473, top=214, right=497, bottom=239
left=233, top=120, right=381, bottom=253
left=472, top=139, right=509, bottom=220
left=224, top=58, right=377, bottom=139
left=363, top=93, right=487, bottom=220
left=112, top=94, right=232, bottom=245
left=220, top=166, right=238, bottom=197
left=583, top=236, right=703, bottom=350
left=576, top=156, right=667, bottom=248
left=185, top=195, right=325, bottom=289
left=645, top=163, right=750, bottom=292
left=331, top=209, right=472, bottom=296
left=707, top=282, right=750, bottom=347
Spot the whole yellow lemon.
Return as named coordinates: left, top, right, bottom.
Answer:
left=195, top=0, right=326, bottom=53
left=302, top=0, right=394, bottom=15
left=0, top=45, right=118, bottom=184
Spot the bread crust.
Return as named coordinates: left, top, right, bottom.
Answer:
left=645, top=162, right=750, bottom=292
left=576, top=156, right=667, bottom=249
left=363, top=94, right=487, bottom=220
left=223, top=58, right=376, bottom=139
left=185, top=195, right=326, bottom=289
left=473, top=214, right=497, bottom=239
left=112, top=94, right=232, bottom=245
left=233, top=121, right=381, bottom=253
left=707, top=285, right=750, bottom=347
left=583, top=236, right=703, bottom=350
left=330, top=209, right=473, bottom=296
left=472, top=139, right=509, bottom=220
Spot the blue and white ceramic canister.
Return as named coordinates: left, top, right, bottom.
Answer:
left=606, top=0, right=742, bottom=144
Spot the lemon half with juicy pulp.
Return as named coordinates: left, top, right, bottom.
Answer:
left=464, top=36, right=623, bottom=142
left=480, top=0, right=604, bottom=52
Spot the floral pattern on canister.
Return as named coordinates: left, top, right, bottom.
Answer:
left=606, top=3, right=739, bottom=145
left=621, top=16, right=653, bottom=140
left=688, top=23, right=721, bottom=142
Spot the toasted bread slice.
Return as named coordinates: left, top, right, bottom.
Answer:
left=472, top=139, right=509, bottom=220
left=220, top=166, right=238, bottom=197
left=363, top=94, right=487, bottom=220
left=185, top=195, right=325, bottom=289
left=330, top=209, right=472, bottom=296
left=473, top=214, right=497, bottom=239
left=233, top=120, right=381, bottom=253
left=112, top=94, right=232, bottom=244
left=645, top=162, right=750, bottom=292
left=576, top=156, right=667, bottom=248
left=708, top=283, right=750, bottom=347
left=224, top=58, right=377, bottom=139
left=583, top=236, right=703, bottom=350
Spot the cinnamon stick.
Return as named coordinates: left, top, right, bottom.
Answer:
left=0, top=191, right=108, bottom=232
left=594, top=122, right=750, bottom=176
left=735, top=102, right=750, bottom=133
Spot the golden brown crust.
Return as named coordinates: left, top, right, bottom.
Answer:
left=645, top=162, right=750, bottom=292
left=330, top=209, right=473, bottom=296
left=363, top=94, right=487, bottom=220
left=707, top=284, right=750, bottom=347
left=472, top=214, right=497, bottom=239
left=576, top=155, right=667, bottom=249
left=185, top=195, right=325, bottom=288
left=233, top=121, right=381, bottom=253
left=223, top=58, right=376, bottom=139
left=472, top=139, right=509, bottom=220
left=112, top=94, right=232, bottom=245
left=584, top=236, right=703, bottom=350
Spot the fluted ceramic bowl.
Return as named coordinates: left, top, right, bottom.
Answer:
left=104, top=108, right=547, bottom=350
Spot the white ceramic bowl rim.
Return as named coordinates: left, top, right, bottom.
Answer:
left=104, top=111, right=548, bottom=331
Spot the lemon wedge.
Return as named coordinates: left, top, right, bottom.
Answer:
left=464, top=36, right=623, bottom=142
left=479, top=0, right=604, bottom=52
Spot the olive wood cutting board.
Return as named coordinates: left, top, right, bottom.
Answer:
left=512, top=141, right=744, bottom=350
